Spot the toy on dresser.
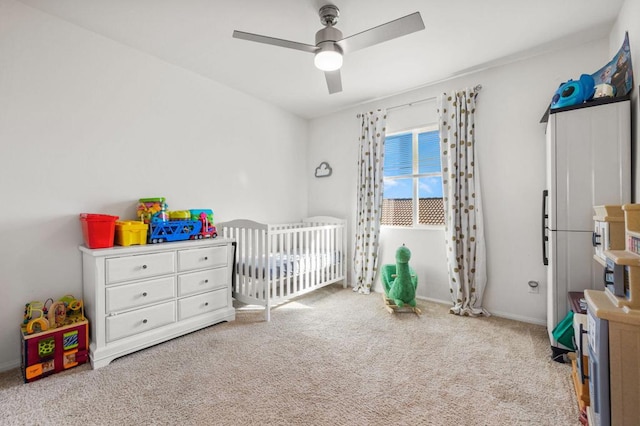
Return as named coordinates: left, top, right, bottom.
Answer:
left=136, top=198, right=218, bottom=244
left=21, top=295, right=89, bottom=382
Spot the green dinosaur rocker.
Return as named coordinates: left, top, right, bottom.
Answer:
left=381, top=245, right=418, bottom=308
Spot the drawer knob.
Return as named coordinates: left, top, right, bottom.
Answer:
left=142, top=292, right=148, bottom=297
left=142, top=319, right=148, bottom=324
left=204, top=302, right=209, bottom=306
left=204, top=279, right=209, bottom=284
left=142, top=265, right=148, bottom=269
left=204, top=256, right=208, bottom=261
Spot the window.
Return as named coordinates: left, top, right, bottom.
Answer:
left=381, top=126, right=444, bottom=227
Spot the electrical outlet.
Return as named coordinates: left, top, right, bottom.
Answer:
left=528, top=280, right=539, bottom=294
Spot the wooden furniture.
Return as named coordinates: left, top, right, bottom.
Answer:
left=568, top=352, right=590, bottom=412
left=569, top=291, right=587, bottom=315
left=584, top=290, right=640, bottom=426
left=584, top=204, right=640, bottom=425
left=80, top=238, right=235, bottom=369
left=603, top=204, right=640, bottom=310
left=567, top=291, right=589, bottom=415
left=21, top=318, right=89, bottom=382
left=218, top=217, right=346, bottom=321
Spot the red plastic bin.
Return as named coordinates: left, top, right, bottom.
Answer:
left=79, top=214, right=119, bottom=249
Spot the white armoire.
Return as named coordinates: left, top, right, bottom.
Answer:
left=543, top=97, right=631, bottom=350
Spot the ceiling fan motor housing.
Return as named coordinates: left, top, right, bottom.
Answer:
left=315, top=26, right=343, bottom=46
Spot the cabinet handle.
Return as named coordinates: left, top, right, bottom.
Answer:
left=142, top=265, right=148, bottom=269
left=142, top=319, right=148, bottom=324
left=142, top=292, right=148, bottom=297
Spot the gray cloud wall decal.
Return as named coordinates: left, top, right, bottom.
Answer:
left=315, top=162, right=332, bottom=178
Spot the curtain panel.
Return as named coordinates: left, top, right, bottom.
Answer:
left=352, top=110, right=387, bottom=294
left=437, top=88, right=489, bottom=316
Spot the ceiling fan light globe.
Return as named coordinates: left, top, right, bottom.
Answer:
left=314, top=50, right=343, bottom=71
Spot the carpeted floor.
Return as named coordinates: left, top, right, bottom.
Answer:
left=0, top=285, right=579, bottom=425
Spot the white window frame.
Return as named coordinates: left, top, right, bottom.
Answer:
left=382, top=124, right=444, bottom=229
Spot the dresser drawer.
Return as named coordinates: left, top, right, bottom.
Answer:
left=178, top=267, right=228, bottom=297
left=178, top=246, right=227, bottom=272
left=178, top=288, right=228, bottom=321
left=106, top=276, right=176, bottom=314
left=106, top=252, right=175, bottom=284
left=106, top=301, right=176, bottom=342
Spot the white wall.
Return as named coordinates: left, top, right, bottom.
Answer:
left=308, top=37, right=611, bottom=324
left=0, top=0, right=308, bottom=370
left=610, top=0, right=640, bottom=201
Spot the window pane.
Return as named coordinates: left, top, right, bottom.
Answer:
left=383, top=177, right=412, bottom=199
left=384, top=132, right=412, bottom=177
left=381, top=199, right=414, bottom=226
left=418, top=176, right=443, bottom=198
left=418, top=130, right=441, bottom=174
left=418, top=199, right=445, bottom=225
left=382, top=177, right=413, bottom=226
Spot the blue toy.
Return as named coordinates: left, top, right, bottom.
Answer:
left=551, top=74, right=595, bottom=109
left=381, top=245, right=420, bottom=314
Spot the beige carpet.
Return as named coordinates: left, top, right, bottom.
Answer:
left=0, top=285, right=579, bottom=425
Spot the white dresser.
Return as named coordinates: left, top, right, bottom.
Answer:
left=79, top=238, right=235, bottom=369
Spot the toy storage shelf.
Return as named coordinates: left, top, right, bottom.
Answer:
left=79, top=238, right=235, bottom=369
left=585, top=289, right=640, bottom=426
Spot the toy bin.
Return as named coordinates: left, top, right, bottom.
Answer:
left=79, top=214, right=119, bottom=249
left=115, top=220, right=148, bottom=246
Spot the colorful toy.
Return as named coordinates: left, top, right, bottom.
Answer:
left=148, top=209, right=217, bottom=243
left=169, top=210, right=191, bottom=221
left=22, top=320, right=88, bottom=382
left=190, top=209, right=214, bottom=223
left=381, top=245, right=420, bottom=315
left=550, top=74, right=595, bottom=110
left=137, top=197, right=167, bottom=224
left=20, top=296, right=88, bottom=382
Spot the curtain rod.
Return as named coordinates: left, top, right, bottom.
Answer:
left=387, top=84, right=483, bottom=112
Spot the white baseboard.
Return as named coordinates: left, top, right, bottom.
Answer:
left=0, top=358, right=21, bottom=373
left=415, top=295, right=546, bottom=326
left=489, top=309, right=546, bottom=326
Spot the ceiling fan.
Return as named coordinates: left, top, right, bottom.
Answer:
left=232, top=4, right=425, bottom=94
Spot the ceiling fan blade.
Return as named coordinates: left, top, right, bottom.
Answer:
left=325, top=70, right=342, bottom=94
left=233, top=30, right=318, bottom=53
left=336, top=12, right=425, bottom=54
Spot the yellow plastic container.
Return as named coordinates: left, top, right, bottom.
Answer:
left=115, top=221, right=148, bottom=246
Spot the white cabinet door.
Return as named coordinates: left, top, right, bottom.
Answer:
left=552, top=101, right=630, bottom=232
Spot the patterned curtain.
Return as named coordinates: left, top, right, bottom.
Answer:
left=437, top=88, right=489, bottom=316
left=352, top=110, right=387, bottom=294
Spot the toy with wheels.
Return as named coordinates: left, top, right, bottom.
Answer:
left=381, top=245, right=420, bottom=315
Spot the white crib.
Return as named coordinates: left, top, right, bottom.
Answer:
left=218, top=216, right=347, bottom=321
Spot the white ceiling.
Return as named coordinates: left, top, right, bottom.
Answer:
left=18, top=0, right=624, bottom=119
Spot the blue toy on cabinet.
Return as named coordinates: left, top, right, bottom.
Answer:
left=550, top=74, right=596, bottom=110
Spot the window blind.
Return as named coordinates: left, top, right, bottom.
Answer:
left=384, top=132, right=412, bottom=177
left=418, top=130, right=441, bottom=174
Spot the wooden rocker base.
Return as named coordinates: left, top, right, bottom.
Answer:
left=382, top=293, right=421, bottom=316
